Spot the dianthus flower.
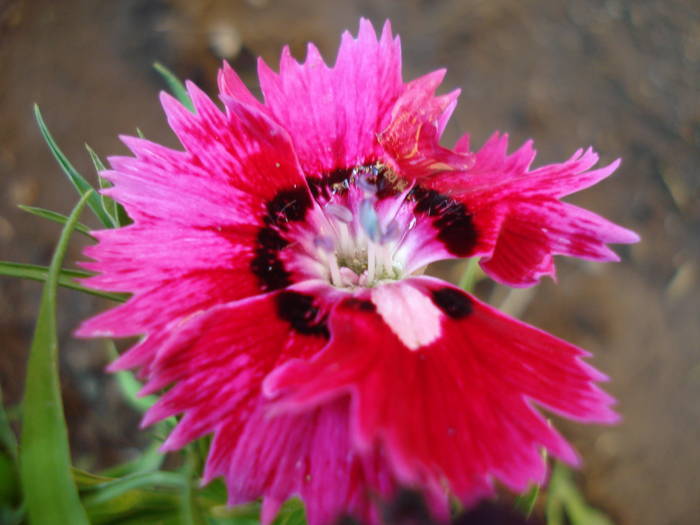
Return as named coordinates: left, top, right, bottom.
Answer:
left=78, top=19, right=638, bottom=525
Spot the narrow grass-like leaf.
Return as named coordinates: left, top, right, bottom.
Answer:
left=34, top=105, right=114, bottom=227
left=81, top=471, right=185, bottom=506
left=83, top=486, right=181, bottom=525
left=0, top=261, right=127, bottom=302
left=180, top=449, right=206, bottom=525
left=0, top=386, right=17, bottom=459
left=18, top=205, right=93, bottom=238
left=458, top=257, right=482, bottom=292
left=515, top=484, right=540, bottom=517
left=100, top=441, right=164, bottom=479
left=85, top=143, right=132, bottom=227
left=19, top=191, right=92, bottom=525
left=86, top=143, right=119, bottom=222
left=273, top=499, right=307, bottom=525
left=0, top=385, right=22, bottom=525
left=515, top=448, right=545, bottom=517
left=85, top=144, right=107, bottom=172
left=106, top=341, right=158, bottom=412
left=116, top=206, right=131, bottom=227
left=546, top=463, right=615, bottom=525
left=72, top=467, right=113, bottom=488
left=153, top=62, right=194, bottom=111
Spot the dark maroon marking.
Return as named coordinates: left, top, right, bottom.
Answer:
left=430, top=287, right=473, bottom=319
left=344, top=298, right=376, bottom=312
left=251, top=186, right=312, bottom=291
left=256, top=226, right=288, bottom=251
left=306, top=164, right=402, bottom=201
left=251, top=225, right=291, bottom=291
left=250, top=249, right=291, bottom=291
left=265, top=186, right=312, bottom=228
left=410, top=186, right=477, bottom=256
left=307, top=168, right=353, bottom=200
left=276, top=291, right=330, bottom=337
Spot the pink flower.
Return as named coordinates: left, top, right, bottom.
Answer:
left=78, top=19, right=638, bottom=525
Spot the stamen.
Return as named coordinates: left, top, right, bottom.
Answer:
left=324, top=203, right=353, bottom=223
left=382, top=220, right=401, bottom=243
left=327, top=253, right=342, bottom=287
left=356, top=175, right=377, bottom=194
left=366, top=240, right=376, bottom=283
left=313, top=235, right=335, bottom=252
left=359, top=198, right=380, bottom=242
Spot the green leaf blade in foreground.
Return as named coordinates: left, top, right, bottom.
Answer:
left=34, top=105, right=115, bottom=228
left=18, top=205, right=93, bottom=237
left=19, top=191, right=93, bottom=525
left=0, top=261, right=127, bottom=302
left=154, top=62, right=194, bottom=111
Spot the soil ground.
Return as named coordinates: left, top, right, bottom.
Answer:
left=1, top=1, right=698, bottom=524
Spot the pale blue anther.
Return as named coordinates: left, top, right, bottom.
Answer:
left=324, top=203, right=353, bottom=223
left=356, top=174, right=377, bottom=194
left=359, top=198, right=380, bottom=242
left=382, top=220, right=401, bottom=243
left=313, top=235, right=335, bottom=252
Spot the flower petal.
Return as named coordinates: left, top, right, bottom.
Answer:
left=257, top=19, right=402, bottom=175
left=139, top=291, right=327, bottom=443
left=220, top=398, right=411, bottom=525
left=266, top=277, right=616, bottom=499
left=423, top=134, right=639, bottom=285
left=379, top=70, right=474, bottom=177
left=135, top=291, right=427, bottom=525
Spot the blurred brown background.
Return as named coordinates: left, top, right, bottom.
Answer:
left=1, top=1, right=698, bottom=524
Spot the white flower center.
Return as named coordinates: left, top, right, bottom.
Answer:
left=307, top=165, right=415, bottom=289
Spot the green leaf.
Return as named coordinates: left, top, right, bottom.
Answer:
left=85, top=143, right=132, bottom=227
left=34, top=105, right=115, bottom=227
left=153, top=62, right=194, bottom=111
left=100, top=441, right=164, bottom=479
left=514, top=447, right=545, bottom=517
left=0, top=386, right=22, bottom=523
left=19, top=191, right=92, bottom=525
left=81, top=471, right=185, bottom=505
left=0, top=261, right=128, bottom=302
left=18, top=205, right=93, bottom=238
left=546, top=463, right=615, bottom=525
left=86, top=143, right=107, bottom=172
left=84, top=486, right=182, bottom=525
left=107, top=341, right=158, bottom=412
left=72, top=467, right=114, bottom=489
left=0, top=385, right=17, bottom=460
left=514, top=484, right=540, bottom=517
left=86, top=143, right=120, bottom=222
left=180, top=448, right=206, bottom=525
left=273, top=498, right=307, bottom=525
left=458, top=257, right=483, bottom=293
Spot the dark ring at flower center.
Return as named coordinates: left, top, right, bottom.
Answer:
left=250, top=168, right=479, bottom=294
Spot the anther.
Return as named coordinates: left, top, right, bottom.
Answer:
left=324, top=203, right=353, bottom=223
left=359, top=198, right=380, bottom=242
left=382, top=220, right=401, bottom=243
left=313, top=235, right=335, bottom=252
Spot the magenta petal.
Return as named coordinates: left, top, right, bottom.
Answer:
left=379, top=71, right=474, bottom=177
left=480, top=198, right=639, bottom=286
left=140, top=291, right=326, bottom=435
left=219, top=398, right=426, bottom=525
left=424, top=134, right=638, bottom=285
left=257, top=19, right=403, bottom=174
left=266, top=277, right=616, bottom=499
